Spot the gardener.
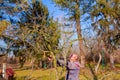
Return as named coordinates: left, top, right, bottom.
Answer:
left=6, top=64, right=14, bottom=80
left=0, top=69, right=2, bottom=79
left=66, top=54, right=84, bottom=80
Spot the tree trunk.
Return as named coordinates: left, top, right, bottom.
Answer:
left=110, top=54, right=115, bottom=68
left=2, top=63, right=6, bottom=79
left=27, top=59, right=35, bottom=80
left=76, top=18, right=85, bottom=67
left=51, top=52, right=59, bottom=80
left=95, top=53, right=102, bottom=73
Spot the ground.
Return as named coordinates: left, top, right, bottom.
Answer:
left=14, top=64, right=120, bottom=80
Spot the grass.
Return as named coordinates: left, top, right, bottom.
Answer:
left=15, top=68, right=56, bottom=80
left=14, top=64, right=120, bottom=80
left=15, top=68, right=89, bottom=80
left=115, top=64, right=120, bottom=68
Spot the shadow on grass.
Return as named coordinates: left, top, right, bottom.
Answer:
left=15, top=75, right=51, bottom=80
left=60, top=77, right=65, bottom=80
left=88, top=63, right=98, bottom=80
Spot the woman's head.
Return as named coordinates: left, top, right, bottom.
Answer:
left=70, top=54, right=78, bottom=62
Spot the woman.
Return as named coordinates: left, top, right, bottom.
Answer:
left=66, top=54, right=84, bottom=80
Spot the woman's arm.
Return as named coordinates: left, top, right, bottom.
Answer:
left=67, top=61, right=80, bottom=69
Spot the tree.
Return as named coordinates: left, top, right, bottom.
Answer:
left=53, top=0, right=87, bottom=66
left=13, top=0, right=60, bottom=68
left=91, top=0, right=120, bottom=68
left=0, top=0, right=60, bottom=69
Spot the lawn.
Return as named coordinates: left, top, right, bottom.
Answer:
left=14, top=65, right=120, bottom=80
left=15, top=68, right=56, bottom=80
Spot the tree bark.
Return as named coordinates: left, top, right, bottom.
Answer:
left=76, top=18, right=85, bottom=67
left=110, top=54, right=115, bottom=68
left=51, top=52, right=59, bottom=80
left=95, top=53, right=102, bottom=73
left=2, top=63, right=6, bottom=79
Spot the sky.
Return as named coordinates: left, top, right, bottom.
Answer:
left=0, top=40, right=7, bottom=49
left=42, top=0, right=65, bottom=19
